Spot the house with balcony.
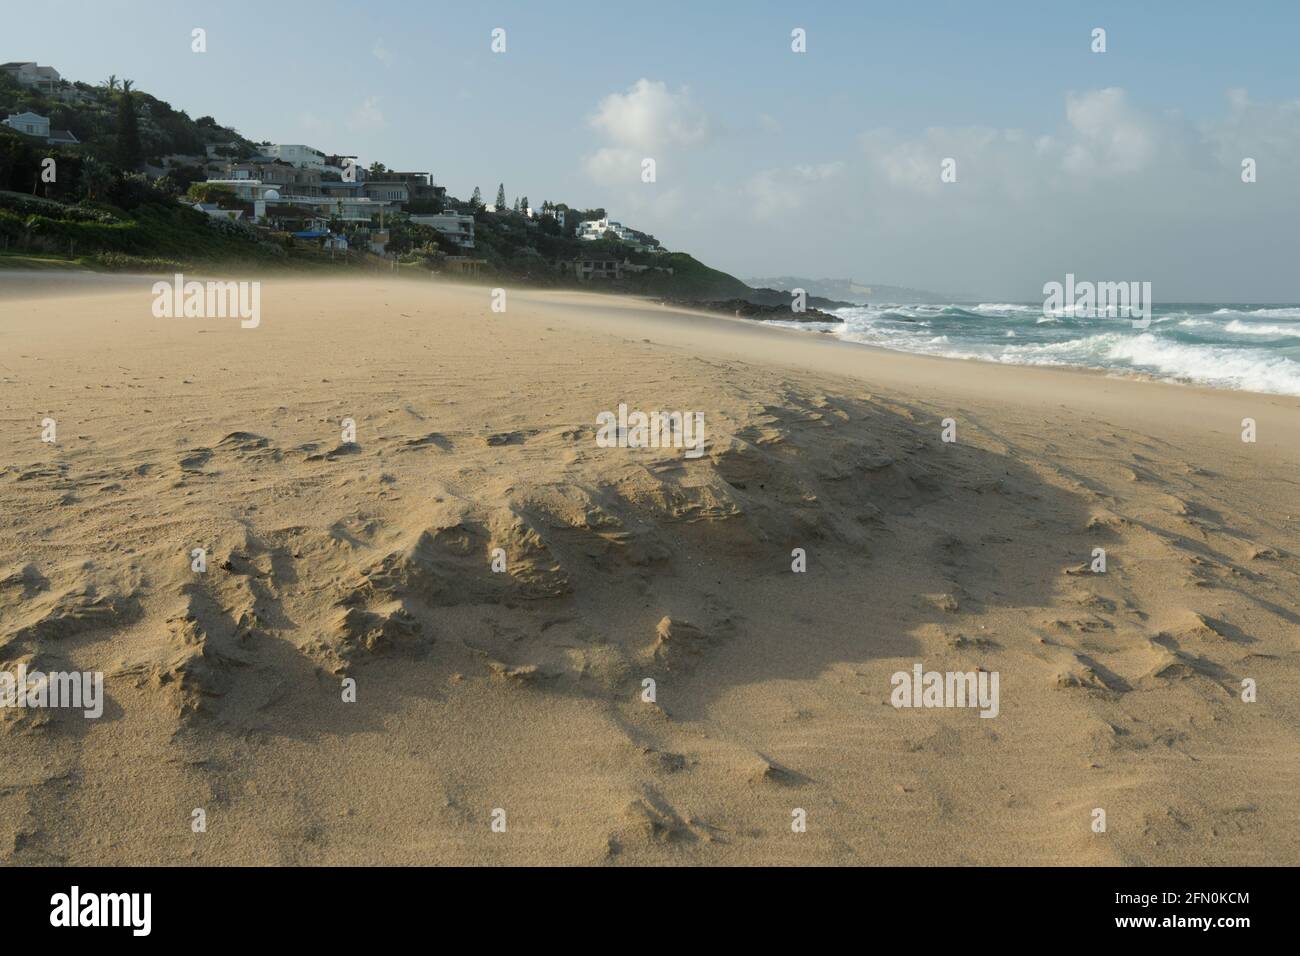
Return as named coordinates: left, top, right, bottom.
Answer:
left=362, top=181, right=412, bottom=206
left=383, top=171, right=447, bottom=208
left=253, top=192, right=393, bottom=225
left=1, top=62, right=61, bottom=94
left=577, top=217, right=633, bottom=241
left=225, top=161, right=321, bottom=198
left=409, top=211, right=475, bottom=248
left=321, top=180, right=364, bottom=198
left=204, top=178, right=283, bottom=203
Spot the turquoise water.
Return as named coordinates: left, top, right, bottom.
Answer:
left=772, top=303, right=1300, bottom=396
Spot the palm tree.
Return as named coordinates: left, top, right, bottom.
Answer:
left=102, top=75, right=119, bottom=92
left=78, top=155, right=112, bottom=200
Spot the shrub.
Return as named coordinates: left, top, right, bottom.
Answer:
left=89, top=251, right=185, bottom=272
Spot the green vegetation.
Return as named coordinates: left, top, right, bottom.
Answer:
left=0, top=69, right=255, bottom=167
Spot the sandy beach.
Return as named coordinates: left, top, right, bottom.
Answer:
left=1, top=274, right=1297, bottom=865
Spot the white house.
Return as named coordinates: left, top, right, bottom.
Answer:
left=0, top=62, right=61, bottom=94
left=265, top=144, right=326, bottom=171
left=409, top=212, right=475, bottom=248
left=577, top=217, right=632, bottom=241
left=2, top=111, right=50, bottom=138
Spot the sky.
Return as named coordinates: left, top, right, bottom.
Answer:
left=8, top=0, right=1300, bottom=300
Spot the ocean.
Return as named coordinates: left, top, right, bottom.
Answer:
left=770, top=303, right=1300, bottom=397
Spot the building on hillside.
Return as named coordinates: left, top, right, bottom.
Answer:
left=204, top=178, right=284, bottom=203
left=225, top=161, right=321, bottom=198
left=1, top=62, right=61, bottom=94
left=409, top=212, right=475, bottom=248
left=557, top=258, right=624, bottom=281
left=577, top=217, right=632, bottom=241
left=319, top=198, right=393, bottom=223
left=2, top=111, right=50, bottom=138
left=46, top=127, right=80, bottom=145
left=253, top=194, right=394, bottom=225
left=362, top=181, right=411, bottom=205
left=323, top=154, right=364, bottom=181
left=320, top=180, right=365, bottom=198
left=576, top=217, right=661, bottom=252
left=264, top=144, right=326, bottom=170
left=382, top=171, right=446, bottom=206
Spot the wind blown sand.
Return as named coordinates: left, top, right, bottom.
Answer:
left=1, top=276, right=1297, bottom=865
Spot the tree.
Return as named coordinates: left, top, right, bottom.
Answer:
left=102, top=75, right=119, bottom=92
left=470, top=186, right=482, bottom=209
left=519, top=195, right=529, bottom=215
left=77, top=154, right=113, bottom=201
left=369, top=161, right=388, bottom=176
left=186, top=182, right=237, bottom=206
left=114, top=81, right=142, bottom=170
left=495, top=183, right=506, bottom=211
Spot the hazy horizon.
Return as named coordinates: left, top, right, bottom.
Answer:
left=7, top=0, right=1299, bottom=301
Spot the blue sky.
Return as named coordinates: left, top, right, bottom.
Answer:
left=9, top=0, right=1300, bottom=298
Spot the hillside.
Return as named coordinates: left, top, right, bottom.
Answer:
left=0, top=67, right=772, bottom=300
left=0, top=69, right=255, bottom=165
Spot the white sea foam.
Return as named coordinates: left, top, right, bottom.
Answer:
left=1213, top=306, right=1300, bottom=319
left=1223, top=320, right=1300, bottom=337
left=811, top=304, right=1300, bottom=395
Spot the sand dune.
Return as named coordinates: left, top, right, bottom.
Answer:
left=1, top=275, right=1297, bottom=864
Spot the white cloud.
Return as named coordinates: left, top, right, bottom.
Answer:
left=372, top=39, right=393, bottom=67
left=855, top=89, right=1161, bottom=198
left=582, top=79, right=712, bottom=194
left=569, top=83, right=1300, bottom=298
left=583, top=146, right=640, bottom=185
left=588, top=79, right=709, bottom=151
left=1061, top=87, right=1154, bottom=175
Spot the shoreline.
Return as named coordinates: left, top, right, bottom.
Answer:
left=6, top=268, right=1297, bottom=404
